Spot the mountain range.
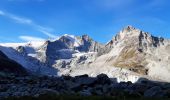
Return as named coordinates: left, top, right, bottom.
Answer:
left=0, top=25, right=170, bottom=83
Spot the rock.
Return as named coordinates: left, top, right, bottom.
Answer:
left=62, top=75, right=72, bottom=80
left=163, top=83, right=170, bottom=89
left=75, top=74, right=89, bottom=78
left=12, top=91, right=30, bottom=97
left=130, top=83, right=149, bottom=94
left=110, top=88, right=125, bottom=96
left=26, top=78, right=38, bottom=84
left=79, top=89, right=92, bottom=96
left=165, top=89, right=170, bottom=97
left=144, top=86, right=165, bottom=97
left=77, top=56, right=87, bottom=64
left=91, top=85, right=103, bottom=95
left=0, top=85, right=8, bottom=92
left=136, top=78, right=150, bottom=84
left=73, top=75, right=96, bottom=86
left=119, top=82, right=128, bottom=89
left=16, top=46, right=27, bottom=55
left=0, top=92, right=10, bottom=98
left=126, top=81, right=133, bottom=85
left=35, top=89, right=59, bottom=97
left=128, top=91, right=142, bottom=97
left=30, top=88, right=40, bottom=96
left=110, top=83, right=121, bottom=90
left=71, top=84, right=84, bottom=92
left=102, top=84, right=110, bottom=93
left=96, top=74, right=111, bottom=85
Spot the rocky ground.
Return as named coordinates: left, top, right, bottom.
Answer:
left=1, top=73, right=170, bottom=100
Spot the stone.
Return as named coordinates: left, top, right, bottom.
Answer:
left=75, top=74, right=89, bottom=78
left=0, top=92, right=10, bottom=98
left=144, top=86, right=164, bottom=97
left=71, top=84, right=84, bottom=92
left=163, top=83, right=170, bottom=89
left=165, top=89, right=170, bottom=97
left=130, top=83, right=149, bottom=93
left=96, top=74, right=111, bottom=85
left=129, top=91, right=142, bottom=97
left=102, top=84, right=110, bottom=93
left=73, top=75, right=96, bottom=87
left=62, top=75, right=72, bottom=80
left=36, top=89, right=59, bottom=96
left=79, top=89, right=92, bottom=96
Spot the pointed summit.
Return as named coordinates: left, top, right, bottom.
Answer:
left=116, top=25, right=141, bottom=40
left=123, top=25, right=136, bottom=32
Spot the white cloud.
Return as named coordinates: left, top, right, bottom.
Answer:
left=19, top=36, right=45, bottom=42
left=39, top=30, right=58, bottom=38
left=9, top=14, right=32, bottom=24
left=0, top=10, right=57, bottom=39
left=0, top=10, right=5, bottom=15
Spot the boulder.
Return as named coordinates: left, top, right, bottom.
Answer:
left=96, top=74, right=111, bottom=85
left=73, top=75, right=96, bottom=86
left=34, top=89, right=59, bottom=97
left=144, top=86, right=165, bottom=97
left=79, top=89, right=92, bottom=96
left=75, top=74, right=89, bottom=78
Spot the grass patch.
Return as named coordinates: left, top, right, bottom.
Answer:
left=113, top=46, right=148, bottom=75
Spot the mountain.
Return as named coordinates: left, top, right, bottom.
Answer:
left=0, top=26, right=170, bottom=82
left=0, top=50, right=28, bottom=76
left=90, top=26, right=170, bottom=82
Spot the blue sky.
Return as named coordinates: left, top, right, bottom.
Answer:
left=0, top=0, right=170, bottom=43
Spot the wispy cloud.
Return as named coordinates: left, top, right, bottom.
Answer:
left=19, top=36, right=45, bottom=42
left=9, top=14, right=32, bottom=24
left=0, top=10, right=57, bottom=39
left=39, top=30, right=58, bottom=39
left=0, top=10, right=5, bottom=15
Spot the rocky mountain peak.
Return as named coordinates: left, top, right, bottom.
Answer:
left=123, top=25, right=136, bottom=32
left=76, top=34, right=103, bottom=52
left=99, top=26, right=165, bottom=58
left=117, top=25, right=141, bottom=40
left=81, top=34, right=92, bottom=42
